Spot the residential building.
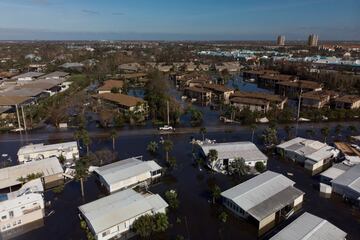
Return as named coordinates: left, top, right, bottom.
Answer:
left=257, top=74, right=297, bottom=89
left=118, top=63, right=142, bottom=73
left=0, top=179, right=45, bottom=240
left=97, top=80, right=124, bottom=94
left=277, top=137, right=340, bottom=175
left=17, top=141, right=79, bottom=164
left=275, top=80, right=323, bottom=99
left=94, top=157, right=162, bottom=193
left=270, top=212, right=346, bottom=240
left=199, top=141, right=268, bottom=174
left=78, top=189, right=168, bottom=240
left=308, top=34, right=319, bottom=47
left=301, top=90, right=339, bottom=109
left=11, top=72, right=45, bottom=82
left=38, top=71, right=70, bottom=80
left=59, top=62, right=84, bottom=72
left=331, top=164, right=360, bottom=204
left=202, top=84, right=234, bottom=104
left=277, top=35, right=285, bottom=46
left=320, top=163, right=351, bottom=185
left=93, top=93, right=148, bottom=113
left=184, top=87, right=212, bottom=102
left=242, top=69, right=279, bottom=81
left=230, top=91, right=287, bottom=113
left=0, top=157, right=64, bottom=191
left=334, top=95, right=360, bottom=109
left=221, top=171, right=304, bottom=235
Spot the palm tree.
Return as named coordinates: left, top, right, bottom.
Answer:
left=229, top=158, right=249, bottom=177
left=348, top=125, right=358, bottom=135
left=147, top=141, right=159, bottom=155
left=207, top=149, right=218, bottom=170
left=81, top=130, right=91, bottom=156
left=249, top=124, right=257, bottom=142
left=74, top=130, right=81, bottom=146
left=163, top=140, right=173, bottom=163
left=335, top=124, right=343, bottom=138
left=109, top=129, right=117, bottom=151
left=75, top=156, right=89, bottom=198
left=199, top=127, right=207, bottom=141
left=320, top=127, right=330, bottom=143
left=211, top=184, right=221, bottom=204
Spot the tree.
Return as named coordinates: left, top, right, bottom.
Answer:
left=75, top=156, right=89, bottom=198
left=199, top=127, right=207, bottom=141
left=109, top=129, right=117, bottom=151
left=284, top=125, right=293, bottom=140
left=348, top=125, right=358, bottom=135
left=165, top=190, right=179, bottom=210
left=255, top=161, right=266, bottom=173
left=335, top=124, right=343, bottom=137
left=152, top=213, right=169, bottom=233
left=163, top=140, right=173, bottom=163
left=262, top=127, right=278, bottom=147
left=132, top=214, right=153, bottom=239
left=249, top=124, right=257, bottom=142
left=229, top=158, right=249, bottom=177
left=207, top=149, right=218, bottom=170
left=81, top=130, right=91, bottom=155
left=211, top=184, right=221, bottom=204
left=168, top=156, right=177, bottom=169
left=218, top=211, right=228, bottom=223
left=320, top=127, right=330, bottom=143
left=147, top=141, right=159, bottom=155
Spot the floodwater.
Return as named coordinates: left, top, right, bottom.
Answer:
left=1, top=121, right=360, bottom=240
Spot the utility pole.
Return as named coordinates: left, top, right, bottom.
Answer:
left=15, top=104, right=22, bottom=130
left=167, top=100, right=170, bottom=126
left=21, top=105, right=27, bottom=131
left=295, top=88, right=303, bottom=137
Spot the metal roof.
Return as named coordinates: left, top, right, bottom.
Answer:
left=201, top=141, right=268, bottom=162
left=11, top=72, right=45, bottom=80
left=270, top=212, right=347, bottom=240
left=78, top=189, right=168, bottom=234
left=0, top=157, right=63, bottom=189
left=17, top=141, right=78, bottom=155
left=221, top=171, right=303, bottom=220
left=331, top=164, right=360, bottom=194
left=94, top=158, right=162, bottom=186
left=320, top=163, right=350, bottom=180
left=248, top=186, right=304, bottom=221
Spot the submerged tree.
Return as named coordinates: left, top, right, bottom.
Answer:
left=162, top=140, right=173, bottom=163
left=229, top=158, right=249, bottom=177
left=320, top=127, right=330, bottom=143
left=147, top=141, right=159, bottom=156
left=109, top=129, right=117, bottom=151
left=199, top=127, right=207, bottom=141
left=249, top=123, right=257, bottom=142
left=207, top=149, right=218, bottom=170
left=75, top=156, right=90, bottom=198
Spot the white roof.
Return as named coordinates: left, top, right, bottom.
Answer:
left=320, top=164, right=350, bottom=180
left=94, top=158, right=162, bottom=186
left=332, top=164, right=360, bottom=194
left=79, top=189, right=168, bottom=234
left=17, top=141, right=78, bottom=156
left=221, top=171, right=303, bottom=220
left=352, top=136, right=360, bottom=141
left=0, top=157, right=63, bottom=189
left=277, top=137, right=337, bottom=162
left=201, top=141, right=267, bottom=162
left=270, top=212, right=347, bottom=240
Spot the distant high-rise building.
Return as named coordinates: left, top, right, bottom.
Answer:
left=308, top=34, right=319, bottom=47
left=277, top=35, right=285, bottom=46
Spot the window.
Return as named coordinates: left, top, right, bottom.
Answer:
left=9, top=211, right=14, bottom=218
left=1, top=215, right=6, bottom=220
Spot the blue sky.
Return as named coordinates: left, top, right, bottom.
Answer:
left=0, top=0, right=359, bottom=40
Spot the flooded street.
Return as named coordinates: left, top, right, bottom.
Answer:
left=0, top=119, right=359, bottom=240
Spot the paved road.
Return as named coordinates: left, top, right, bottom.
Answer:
left=0, top=121, right=358, bottom=143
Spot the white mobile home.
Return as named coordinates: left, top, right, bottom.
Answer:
left=270, top=212, right=347, bottom=240
left=0, top=157, right=64, bottom=191
left=277, top=137, right=339, bottom=175
left=199, top=141, right=268, bottom=173
left=0, top=179, right=45, bottom=240
left=94, top=157, right=162, bottom=193
left=221, top=171, right=304, bottom=235
left=17, top=141, right=79, bottom=164
left=78, top=189, right=168, bottom=240
left=331, top=164, right=360, bottom=204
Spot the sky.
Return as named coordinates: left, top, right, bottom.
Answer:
left=0, top=0, right=359, bottom=41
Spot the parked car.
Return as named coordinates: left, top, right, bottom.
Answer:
left=159, top=125, right=175, bottom=131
